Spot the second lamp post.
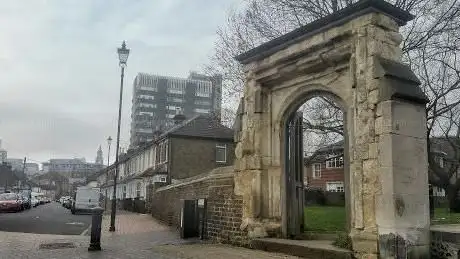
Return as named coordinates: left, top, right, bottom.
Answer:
left=109, top=41, right=130, bottom=232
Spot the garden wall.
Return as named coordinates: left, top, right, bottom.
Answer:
left=149, top=166, right=247, bottom=245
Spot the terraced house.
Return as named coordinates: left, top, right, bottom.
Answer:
left=97, top=114, right=235, bottom=210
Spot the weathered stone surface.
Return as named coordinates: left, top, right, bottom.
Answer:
left=230, top=2, right=429, bottom=258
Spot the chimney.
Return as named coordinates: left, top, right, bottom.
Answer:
left=173, top=108, right=186, bottom=125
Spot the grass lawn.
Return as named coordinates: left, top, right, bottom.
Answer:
left=304, top=206, right=460, bottom=231
left=304, top=206, right=346, bottom=232
left=432, top=208, right=460, bottom=225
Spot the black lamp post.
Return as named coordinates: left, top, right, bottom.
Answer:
left=107, top=136, right=112, bottom=166
left=109, top=41, right=130, bottom=232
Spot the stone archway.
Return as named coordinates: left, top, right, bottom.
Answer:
left=232, top=0, right=430, bottom=258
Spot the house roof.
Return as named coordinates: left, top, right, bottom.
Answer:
left=304, top=140, right=344, bottom=165
left=165, top=115, right=234, bottom=140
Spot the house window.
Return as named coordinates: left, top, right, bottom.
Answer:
left=165, top=141, right=168, bottom=162
left=136, top=182, right=141, bottom=198
left=326, top=181, right=344, bottom=192
left=122, top=186, right=127, bottom=199
left=159, top=141, right=168, bottom=163
left=216, top=144, right=227, bottom=163
left=326, top=155, right=344, bottom=168
left=155, top=146, right=160, bottom=165
left=312, top=163, right=321, bottom=179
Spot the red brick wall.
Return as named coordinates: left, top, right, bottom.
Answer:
left=150, top=172, right=248, bottom=246
left=304, top=163, right=344, bottom=190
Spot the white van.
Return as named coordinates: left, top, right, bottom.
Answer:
left=71, top=187, right=101, bottom=214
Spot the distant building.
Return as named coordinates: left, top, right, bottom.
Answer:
left=25, top=163, right=39, bottom=176
left=95, top=146, right=103, bottom=165
left=0, top=163, right=19, bottom=193
left=304, top=141, right=345, bottom=192
left=42, top=158, right=104, bottom=178
left=129, top=71, right=222, bottom=148
left=4, top=158, right=39, bottom=177
left=5, top=158, right=23, bottom=171
left=0, top=140, right=7, bottom=163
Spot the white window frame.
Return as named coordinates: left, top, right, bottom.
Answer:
left=325, top=155, right=344, bottom=168
left=122, top=186, right=127, bottom=199
left=312, top=163, right=321, bottom=179
left=326, top=181, right=344, bottom=192
left=136, top=182, right=142, bottom=198
left=216, top=144, right=227, bottom=163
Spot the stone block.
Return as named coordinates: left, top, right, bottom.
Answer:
left=377, top=100, right=427, bottom=138
left=368, top=89, right=379, bottom=105
left=370, top=13, right=399, bottom=32
left=368, top=143, right=378, bottom=159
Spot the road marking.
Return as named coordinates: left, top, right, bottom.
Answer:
left=66, top=222, right=85, bottom=225
left=81, top=225, right=91, bottom=236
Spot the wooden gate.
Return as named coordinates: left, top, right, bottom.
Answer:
left=285, top=112, right=305, bottom=238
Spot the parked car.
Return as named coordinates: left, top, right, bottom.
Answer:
left=63, top=198, right=73, bottom=209
left=20, top=194, right=31, bottom=210
left=31, top=192, right=44, bottom=206
left=0, top=193, right=23, bottom=212
left=61, top=196, right=70, bottom=206
left=31, top=196, right=39, bottom=207
left=20, top=191, right=32, bottom=209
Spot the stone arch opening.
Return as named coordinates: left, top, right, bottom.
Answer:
left=279, top=90, right=349, bottom=238
left=232, top=1, right=431, bottom=258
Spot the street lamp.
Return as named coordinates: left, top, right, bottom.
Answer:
left=107, top=136, right=112, bottom=166
left=109, top=41, right=130, bottom=232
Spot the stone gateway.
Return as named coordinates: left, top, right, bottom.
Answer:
left=232, top=0, right=430, bottom=258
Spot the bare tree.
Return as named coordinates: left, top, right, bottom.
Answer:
left=429, top=107, right=460, bottom=211
left=205, top=0, right=460, bottom=209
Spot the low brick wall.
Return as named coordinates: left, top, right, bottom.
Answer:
left=150, top=167, right=247, bottom=246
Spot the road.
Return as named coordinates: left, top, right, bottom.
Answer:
left=0, top=202, right=92, bottom=235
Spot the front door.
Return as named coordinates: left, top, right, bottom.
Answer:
left=286, top=112, right=305, bottom=238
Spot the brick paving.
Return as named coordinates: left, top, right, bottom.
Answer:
left=100, top=210, right=169, bottom=237
left=0, top=210, right=299, bottom=259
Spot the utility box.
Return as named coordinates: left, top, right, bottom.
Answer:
left=180, top=199, right=199, bottom=239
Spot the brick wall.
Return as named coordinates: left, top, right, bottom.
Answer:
left=150, top=167, right=247, bottom=246
left=304, top=164, right=344, bottom=190
left=169, top=137, right=235, bottom=180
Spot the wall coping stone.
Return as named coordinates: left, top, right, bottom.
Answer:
left=156, top=166, right=235, bottom=192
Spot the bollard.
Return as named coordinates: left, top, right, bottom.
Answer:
left=88, top=206, right=104, bottom=251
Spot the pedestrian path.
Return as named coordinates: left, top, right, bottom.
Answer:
left=100, top=210, right=169, bottom=237
left=0, top=211, right=299, bottom=259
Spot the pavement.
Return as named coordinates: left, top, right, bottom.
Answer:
left=0, top=202, right=92, bottom=235
left=0, top=209, right=299, bottom=258
left=99, top=210, right=169, bottom=237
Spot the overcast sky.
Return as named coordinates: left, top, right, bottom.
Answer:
left=0, top=0, right=242, bottom=165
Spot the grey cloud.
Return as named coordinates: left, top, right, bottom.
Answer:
left=0, top=0, right=243, bottom=163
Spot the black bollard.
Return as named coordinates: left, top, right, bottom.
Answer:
left=88, top=206, right=104, bottom=251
